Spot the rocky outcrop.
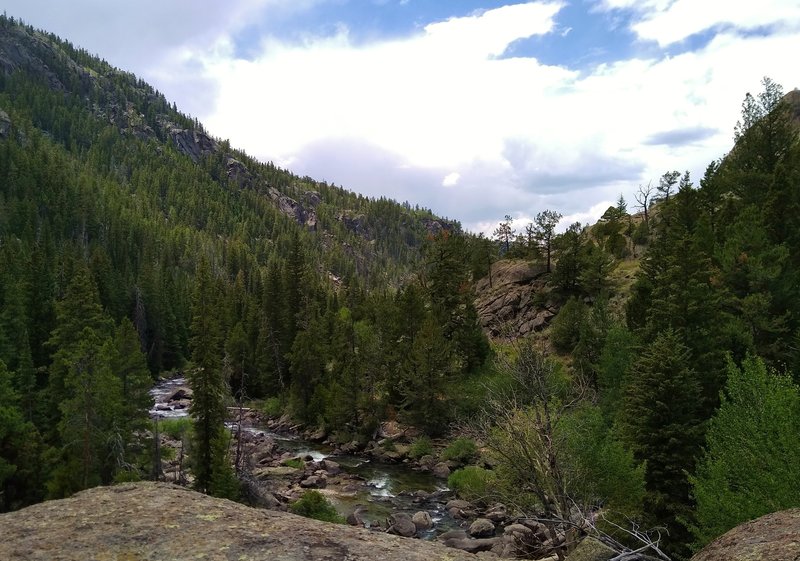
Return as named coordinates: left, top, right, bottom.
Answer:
left=691, top=508, right=800, bottom=561
left=268, top=187, right=317, bottom=228
left=0, top=482, right=479, bottom=561
left=165, top=124, right=218, bottom=162
left=0, top=108, right=10, bottom=138
left=474, top=259, right=557, bottom=339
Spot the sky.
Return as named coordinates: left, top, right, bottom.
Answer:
left=5, top=1, right=800, bottom=233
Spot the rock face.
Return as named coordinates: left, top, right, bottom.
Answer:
left=474, top=259, right=556, bottom=340
left=0, top=482, right=478, bottom=561
left=691, top=508, right=800, bottom=561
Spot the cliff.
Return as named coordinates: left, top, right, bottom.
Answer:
left=0, top=482, right=478, bottom=561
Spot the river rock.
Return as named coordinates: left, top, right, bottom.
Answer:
left=484, top=503, right=508, bottom=524
left=321, top=459, right=341, bottom=475
left=346, top=509, right=365, bottom=527
left=432, top=462, right=451, bottom=478
left=445, top=537, right=500, bottom=554
left=299, top=475, right=325, bottom=488
left=387, top=512, right=417, bottom=537
left=445, top=499, right=473, bottom=511
left=167, top=387, right=193, bottom=402
left=501, top=524, right=541, bottom=558
left=412, top=511, right=433, bottom=531
left=563, top=536, right=616, bottom=560
left=469, top=518, right=496, bottom=538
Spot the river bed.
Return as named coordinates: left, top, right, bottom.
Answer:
left=150, top=378, right=460, bottom=537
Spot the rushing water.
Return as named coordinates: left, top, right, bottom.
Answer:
left=150, top=378, right=460, bottom=536
left=149, top=377, right=190, bottom=418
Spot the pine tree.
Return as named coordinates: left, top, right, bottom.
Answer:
left=187, top=257, right=229, bottom=494
left=621, top=329, right=704, bottom=557
left=48, top=327, right=120, bottom=497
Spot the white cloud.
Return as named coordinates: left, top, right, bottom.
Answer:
left=631, top=0, right=800, bottom=46
left=442, top=172, right=461, bottom=187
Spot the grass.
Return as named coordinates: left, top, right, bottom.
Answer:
left=408, top=436, right=434, bottom=459
left=281, top=457, right=305, bottom=469
left=156, top=417, right=192, bottom=440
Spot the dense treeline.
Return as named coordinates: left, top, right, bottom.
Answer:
left=477, top=78, right=800, bottom=559
left=0, top=16, right=489, bottom=509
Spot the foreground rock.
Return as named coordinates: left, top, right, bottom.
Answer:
left=0, top=482, right=478, bottom=561
left=691, top=508, right=800, bottom=561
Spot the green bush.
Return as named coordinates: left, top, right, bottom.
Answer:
left=448, top=466, right=495, bottom=501
left=441, top=437, right=478, bottom=463
left=156, top=417, right=192, bottom=440
left=282, top=457, right=305, bottom=469
left=408, top=436, right=433, bottom=459
left=290, top=490, right=344, bottom=523
left=261, top=397, right=283, bottom=417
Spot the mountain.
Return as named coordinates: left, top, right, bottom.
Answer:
left=0, top=14, right=489, bottom=509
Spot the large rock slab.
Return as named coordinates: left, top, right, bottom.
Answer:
left=0, top=482, right=478, bottom=561
left=691, top=508, right=800, bottom=561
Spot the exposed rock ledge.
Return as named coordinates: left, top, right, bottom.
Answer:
left=691, top=508, right=800, bottom=561
left=0, top=482, right=479, bottom=561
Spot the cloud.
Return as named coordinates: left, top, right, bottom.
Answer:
left=644, top=126, right=719, bottom=146
left=599, top=0, right=800, bottom=46
left=442, top=172, right=461, bottom=187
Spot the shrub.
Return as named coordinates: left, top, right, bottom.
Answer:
left=441, top=437, right=478, bottom=463
left=448, top=466, right=495, bottom=501
left=408, top=436, right=433, bottom=459
left=290, top=490, right=344, bottom=523
left=261, top=397, right=282, bottom=417
left=157, top=417, right=191, bottom=440
left=282, top=457, right=305, bottom=469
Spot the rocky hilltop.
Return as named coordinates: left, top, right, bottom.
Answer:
left=0, top=482, right=480, bottom=561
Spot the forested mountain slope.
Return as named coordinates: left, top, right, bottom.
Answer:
left=0, top=15, right=488, bottom=509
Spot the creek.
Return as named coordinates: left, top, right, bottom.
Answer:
left=150, top=378, right=460, bottom=538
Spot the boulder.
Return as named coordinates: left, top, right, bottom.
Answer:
left=346, top=509, right=364, bottom=527
left=445, top=499, right=473, bottom=511
left=320, top=459, right=341, bottom=475
left=438, top=529, right=468, bottom=542
left=432, top=462, right=451, bottom=478
left=469, top=518, right=496, bottom=538
left=444, top=537, right=500, bottom=554
left=691, top=508, right=800, bottom=561
left=563, top=537, right=616, bottom=561
left=387, top=512, right=417, bottom=538
left=166, top=387, right=193, bottom=402
left=484, top=503, right=508, bottom=524
left=412, top=511, right=433, bottom=531
left=299, top=475, right=325, bottom=489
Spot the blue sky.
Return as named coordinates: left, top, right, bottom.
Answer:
left=5, top=1, right=800, bottom=232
